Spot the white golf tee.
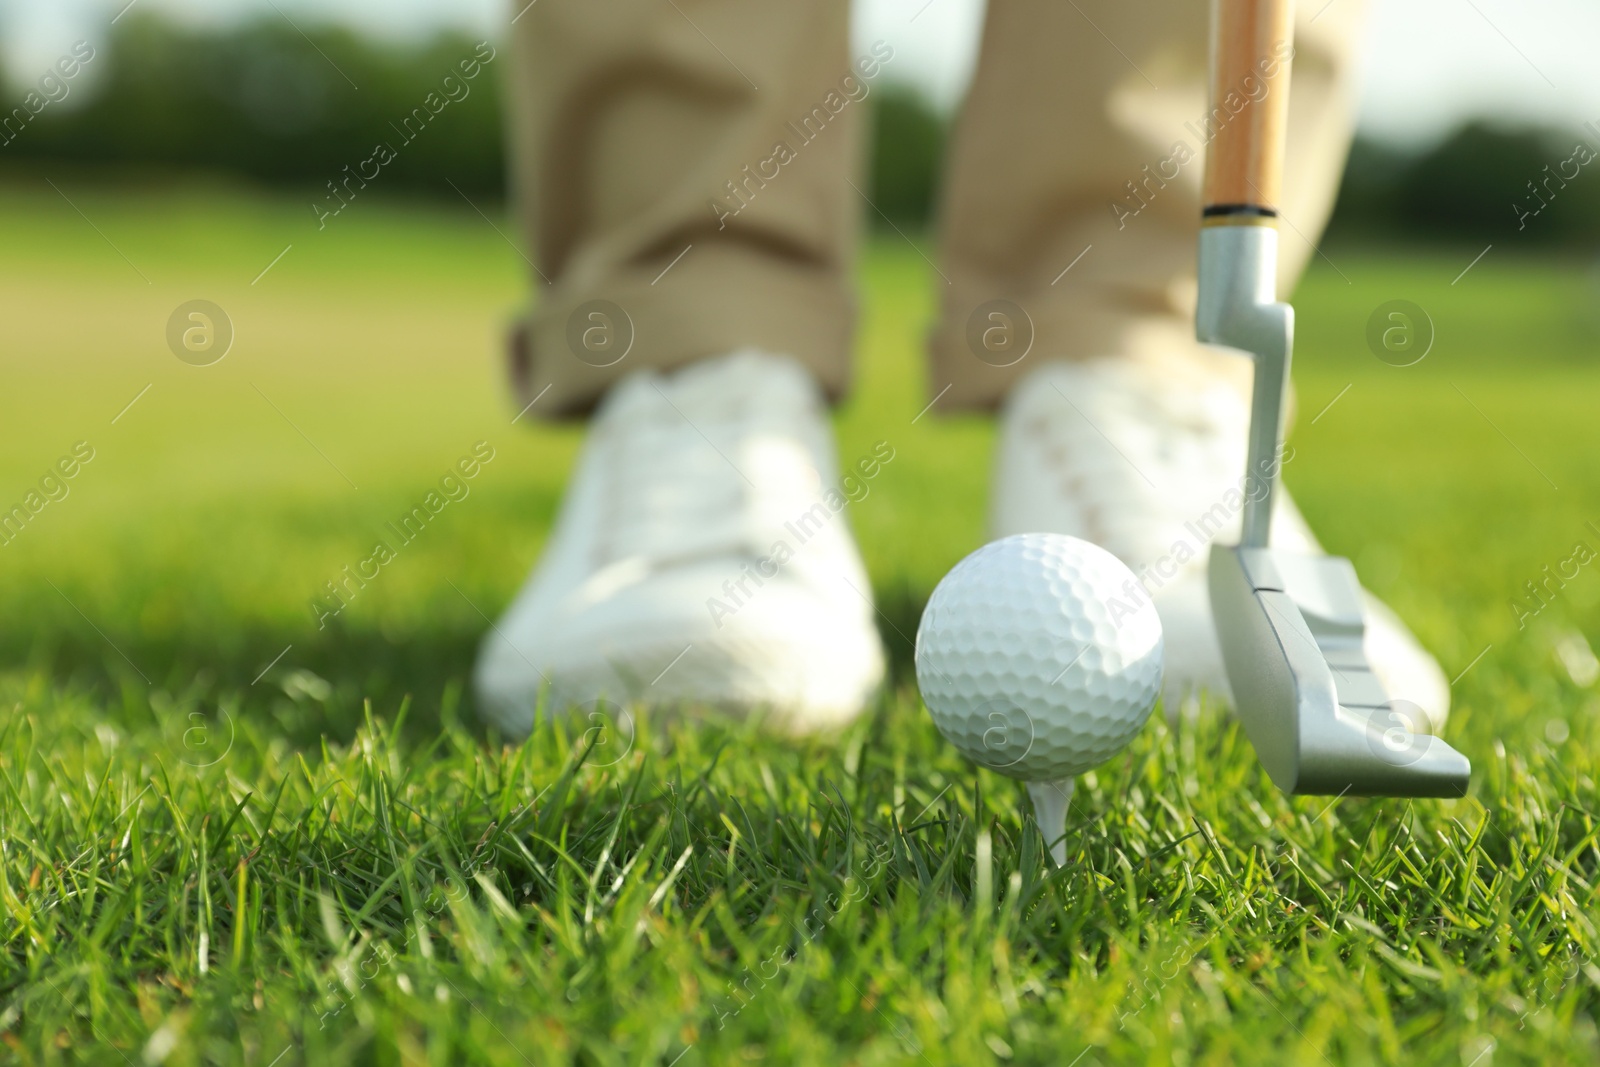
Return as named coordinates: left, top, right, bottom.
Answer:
left=1026, top=778, right=1075, bottom=866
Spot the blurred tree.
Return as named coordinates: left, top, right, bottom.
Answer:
left=1327, top=123, right=1600, bottom=247
left=8, top=15, right=1598, bottom=251
left=867, top=84, right=946, bottom=228
left=1, top=15, right=505, bottom=199
left=0, top=14, right=955, bottom=225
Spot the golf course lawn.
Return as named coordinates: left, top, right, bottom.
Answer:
left=2, top=180, right=1598, bottom=1064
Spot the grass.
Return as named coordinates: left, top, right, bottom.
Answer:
left=3, top=179, right=1600, bottom=1064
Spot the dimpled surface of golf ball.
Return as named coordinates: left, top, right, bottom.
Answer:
left=915, top=533, right=1163, bottom=781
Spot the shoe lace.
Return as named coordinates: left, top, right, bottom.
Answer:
left=593, top=376, right=820, bottom=569
left=1017, top=369, right=1247, bottom=571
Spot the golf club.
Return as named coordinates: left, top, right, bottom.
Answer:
left=1198, top=0, right=1471, bottom=797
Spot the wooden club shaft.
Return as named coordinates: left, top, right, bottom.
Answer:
left=1202, top=0, right=1296, bottom=220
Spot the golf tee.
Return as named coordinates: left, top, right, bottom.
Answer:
left=1026, top=778, right=1075, bottom=866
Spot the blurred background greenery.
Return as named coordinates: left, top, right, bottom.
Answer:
left=5, top=13, right=1600, bottom=242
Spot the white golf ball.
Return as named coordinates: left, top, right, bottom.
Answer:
left=915, top=533, right=1164, bottom=781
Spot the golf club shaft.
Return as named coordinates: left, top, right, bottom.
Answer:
left=1202, top=0, right=1295, bottom=218
left=1200, top=0, right=1297, bottom=548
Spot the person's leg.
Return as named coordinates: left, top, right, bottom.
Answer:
left=478, top=2, right=889, bottom=734
left=945, top=0, right=1450, bottom=726
left=929, top=0, right=1362, bottom=408
left=504, top=0, right=868, bottom=416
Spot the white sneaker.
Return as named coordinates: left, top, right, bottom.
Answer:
left=474, top=350, right=886, bottom=736
left=989, top=358, right=1450, bottom=730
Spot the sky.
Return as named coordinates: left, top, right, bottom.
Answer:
left=3, top=0, right=1598, bottom=146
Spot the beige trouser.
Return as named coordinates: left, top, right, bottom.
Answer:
left=506, top=0, right=1364, bottom=417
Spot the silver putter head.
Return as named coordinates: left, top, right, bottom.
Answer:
left=1210, top=544, right=1470, bottom=796
left=1196, top=222, right=1471, bottom=798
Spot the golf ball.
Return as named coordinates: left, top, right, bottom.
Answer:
left=915, top=533, right=1164, bottom=781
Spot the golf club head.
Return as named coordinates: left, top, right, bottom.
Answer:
left=1209, top=543, right=1471, bottom=797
